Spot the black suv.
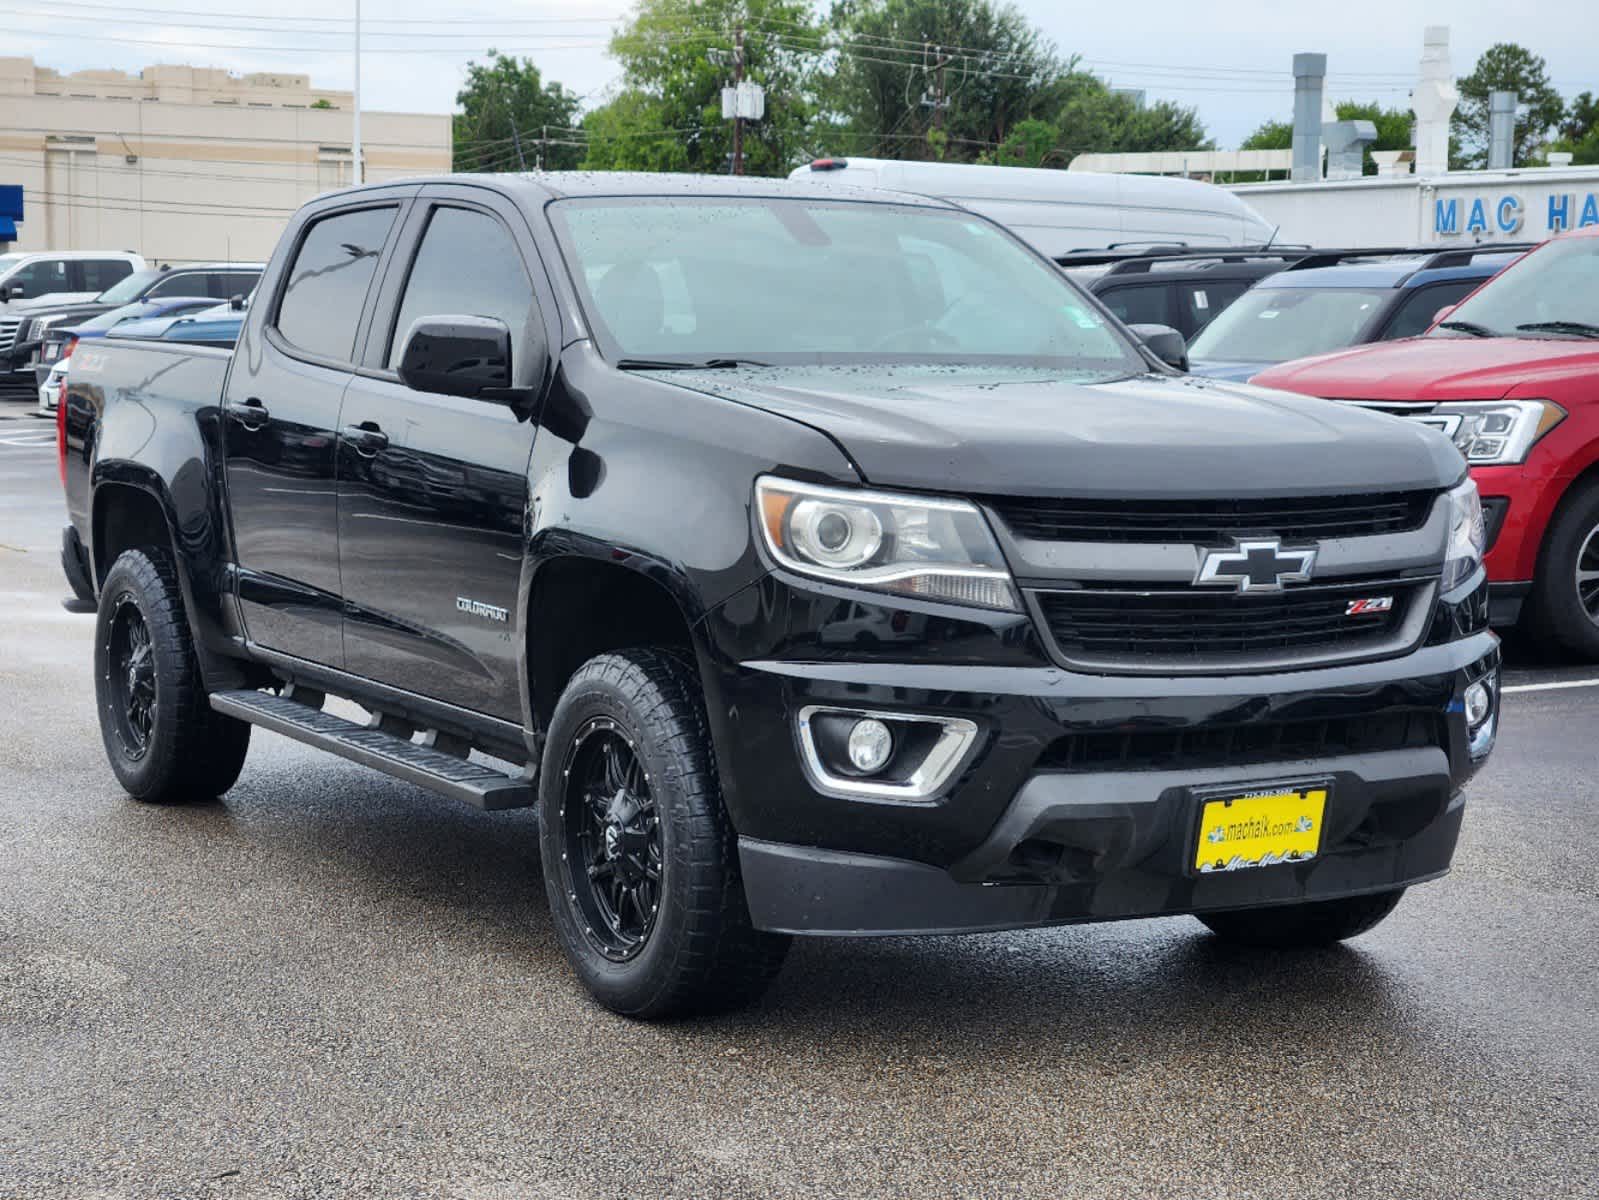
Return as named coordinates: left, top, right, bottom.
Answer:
left=1057, top=247, right=1313, bottom=341
left=63, top=175, right=1498, bottom=1018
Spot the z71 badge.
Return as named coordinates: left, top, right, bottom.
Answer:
left=1346, top=596, right=1395, bottom=616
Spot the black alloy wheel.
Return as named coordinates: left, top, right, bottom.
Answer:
left=538, top=648, right=790, bottom=1018
left=560, top=718, right=663, bottom=961
left=93, top=547, right=251, bottom=803
left=105, top=592, right=157, bottom=760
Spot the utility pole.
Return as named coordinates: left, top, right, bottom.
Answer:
left=919, top=42, right=952, bottom=156
left=732, top=25, right=745, bottom=176
left=352, top=0, right=363, bottom=184
left=510, top=115, right=528, bottom=171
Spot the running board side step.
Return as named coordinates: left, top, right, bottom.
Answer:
left=208, top=689, right=535, bottom=811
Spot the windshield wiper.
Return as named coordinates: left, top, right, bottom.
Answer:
left=1515, top=320, right=1599, bottom=339
left=615, top=356, right=773, bottom=370
left=1437, top=319, right=1497, bottom=338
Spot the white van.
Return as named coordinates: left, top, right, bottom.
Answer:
left=789, top=158, right=1274, bottom=257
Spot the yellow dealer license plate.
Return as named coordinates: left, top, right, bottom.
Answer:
left=1194, top=786, right=1327, bottom=874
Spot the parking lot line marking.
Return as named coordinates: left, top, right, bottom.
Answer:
left=1502, top=677, right=1599, bottom=694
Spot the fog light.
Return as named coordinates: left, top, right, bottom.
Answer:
left=847, top=718, right=894, bottom=773
left=1464, top=680, right=1491, bottom=727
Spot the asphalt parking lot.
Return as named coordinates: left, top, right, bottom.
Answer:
left=2, top=408, right=1596, bottom=1199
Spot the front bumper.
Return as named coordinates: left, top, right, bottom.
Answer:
left=703, top=574, right=1497, bottom=936
left=741, top=746, right=1463, bottom=935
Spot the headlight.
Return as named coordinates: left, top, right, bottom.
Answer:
left=1442, top=479, right=1486, bottom=592
left=1420, top=400, right=1564, bottom=465
left=755, top=476, right=1018, bottom=610
left=32, top=314, right=72, bottom=333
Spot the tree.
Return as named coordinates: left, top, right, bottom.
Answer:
left=822, top=0, right=1070, bottom=162
left=1332, top=101, right=1413, bottom=174
left=581, top=0, right=824, bottom=175
left=1559, top=91, right=1598, bottom=142
left=454, top=52, right=583, bottom=172
left=1239, top=119, right=1292, bottom=151
left=1453, top=43, right=1565, bottom=168
left=1548, top=91, right=1599, bottom=164
left=996, top=118, right=1057, bottom=167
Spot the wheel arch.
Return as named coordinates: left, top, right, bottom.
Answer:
left=523, top=551, right=708, bottom=735
left=90, top=469, right=250, bottom=691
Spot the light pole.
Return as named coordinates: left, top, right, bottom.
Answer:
left=352, top=0, right=363, bottom=184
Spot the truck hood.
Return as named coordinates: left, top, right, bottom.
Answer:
left=1253, top=336, right=1599, bottom=403
left=653, top=365, right=1463, bottom=498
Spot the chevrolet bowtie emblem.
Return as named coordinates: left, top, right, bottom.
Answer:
left=1195, top=539, right=1318, bottom=593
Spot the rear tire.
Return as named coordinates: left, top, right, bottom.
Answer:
left=1524, top=479, right=1599, bottom=661
left=1196, top=888, right=1405, bottom=948
left=538, top=648, right=790, bottom=1019
left=94, top=548, right=251, bottom=803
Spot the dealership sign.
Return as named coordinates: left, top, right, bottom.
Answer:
left=1435, top=190, right=1599, bottom=237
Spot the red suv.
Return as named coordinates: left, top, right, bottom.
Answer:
left=1255, top=229, right=1599, bottom=658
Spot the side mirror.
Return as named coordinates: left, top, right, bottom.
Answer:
left=229, top=293, right=246, bottom=311
left=396, top=315, right=514, bottom=400
left=1128, top=322, right=1189, bottom=372
left=1432, top=304, right=1456, bottom=327
left=3, top=284, right=24, bottom=301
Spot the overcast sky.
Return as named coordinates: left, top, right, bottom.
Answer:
left=10, top=1, right=1598, bottom=149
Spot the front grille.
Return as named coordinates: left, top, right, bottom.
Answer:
left=1034, top=577, right=1423, bottom=670
left=988, top=491, right=1435, bottom=544
left=1040, top=709, right=1444, bottom=772
left=0, top=316, right=21, bottom=355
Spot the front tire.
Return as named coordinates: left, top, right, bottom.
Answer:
left=1196, top=888, right=1405, bottom=948
left=94, top=548, right=251, bottom=803
left=1525, top=479, right=1599, bottom=660
left=538, top=648, right=789, bottom=1018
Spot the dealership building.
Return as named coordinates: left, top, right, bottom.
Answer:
left=0, top=56, right=451, bottom=263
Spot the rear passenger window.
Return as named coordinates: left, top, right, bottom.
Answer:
left=1098, top=283, right=1173, bottom=328
left=81, top=259, right=134, bottom=292
left=276, top=206, right=397, bottom=363
left=387, top=206, right=533, bottom=368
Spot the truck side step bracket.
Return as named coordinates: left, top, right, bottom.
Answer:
left=208, top=689, right=535, bottom=811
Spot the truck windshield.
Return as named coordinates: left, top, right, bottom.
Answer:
left=548, top=197, right=1142, bottom=374
left=1430, top=236, right=1599, bottom=339
left=1188, top=286, right=1390, bottom=363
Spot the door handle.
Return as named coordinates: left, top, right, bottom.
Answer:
left=342, top=421, right=389, bottom=455
left=231, top=396, right=269, bottom=430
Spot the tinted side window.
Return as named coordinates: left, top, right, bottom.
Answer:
left=147, top=272, right=207, bottom=298
left=81, top=259, right=134, bottom=291
left=1098, top=283, right=1173, bottom=328
left=277, top=206, right=397, bottom=363
left=387, top=206, right=533, bottom=368
left=1382, top=281, right=1478, bottom=340
left=7, top=259, right=70, bottom=299
left=220, top=271, right=259, bottom=299
left=1180, top=280, right=1250, bottom=335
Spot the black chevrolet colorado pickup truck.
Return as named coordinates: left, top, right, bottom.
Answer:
left=62, top=174, right=1499, bottom=1018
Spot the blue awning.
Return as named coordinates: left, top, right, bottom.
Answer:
left=0, top=217, right=16, bottom=240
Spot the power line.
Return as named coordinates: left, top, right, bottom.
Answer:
left=3, top=1, right=623, bottom=24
